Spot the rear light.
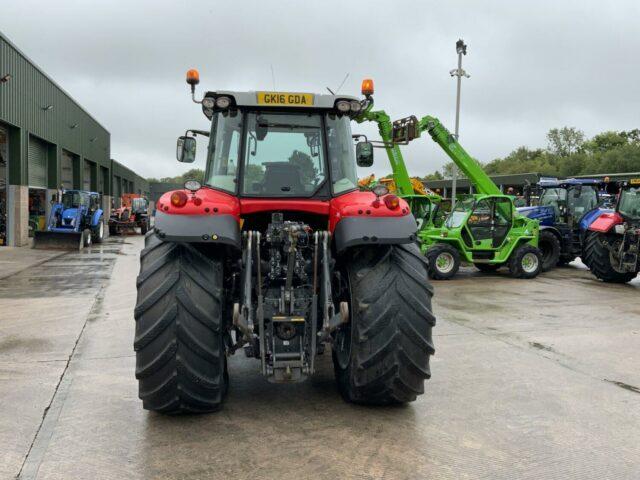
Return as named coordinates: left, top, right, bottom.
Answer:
left=384, top=195, right=400, bottom=210
left=170, top=191, right=188, bottom=208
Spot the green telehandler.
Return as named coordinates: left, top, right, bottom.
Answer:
left=356, top=102, right=542, bottom=280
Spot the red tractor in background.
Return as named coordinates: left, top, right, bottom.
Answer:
left=133, top=71, right=436, bottom=414
left=583, top=179, right=640, bottom=283
left=109, top=194, right=150, bottom=235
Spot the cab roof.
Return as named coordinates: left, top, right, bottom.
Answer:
left=204, top=90, right=359, bottom=108
left=539, top=178, right=602, bottom=188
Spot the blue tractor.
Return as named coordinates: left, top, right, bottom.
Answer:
left=517, top=178, right=608, bottom=270
left=33, top=189, right=105, bottom=249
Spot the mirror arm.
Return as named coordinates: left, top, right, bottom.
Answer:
left=185, top=129, right=209, bottom=138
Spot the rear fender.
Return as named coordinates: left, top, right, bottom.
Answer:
left=153, top=210, right=241, bottom=248
left=91, top=209, right=103, bottom=227
left=588, top=212, right=624, bottom=233
left=333, top=214, right=418, bottom=253
left=580, top=207, right=612, bottom=232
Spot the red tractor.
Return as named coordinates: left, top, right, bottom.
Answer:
left=583, top=179, right=640, bottom=283
left=109, top=194, right=150, bottom=235
left=133, top=71, right=436, bottom=414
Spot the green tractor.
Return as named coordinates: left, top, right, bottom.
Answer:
left=356, top=105, right=542, bottom=280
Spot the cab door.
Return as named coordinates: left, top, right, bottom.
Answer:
left=466, top=197, right=512, bottom=249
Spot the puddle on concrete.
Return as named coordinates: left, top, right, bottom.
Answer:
left=0, top=242, right=122, bottom=299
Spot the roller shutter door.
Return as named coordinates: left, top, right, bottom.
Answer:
left=61, top=150, right=74, bottom=189
left=28, top=136, right=48, bottom=188
left=83, top=161, right=91, bottom=191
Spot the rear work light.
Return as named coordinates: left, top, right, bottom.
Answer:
left=170, top=191, right=188, bottom=207
left=384, top=194, right=400, bottom=210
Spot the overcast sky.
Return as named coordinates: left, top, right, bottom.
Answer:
left=2, top=0, right=639, bottom=179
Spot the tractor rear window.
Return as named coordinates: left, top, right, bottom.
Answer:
left=619, top=187, right=640, bottom=219
left=241, top=113, right=326, bottom=197
left=62, top=192, right=81, bottom=208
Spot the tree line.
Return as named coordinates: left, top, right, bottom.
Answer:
left=422, top=127, right=640, bottom=180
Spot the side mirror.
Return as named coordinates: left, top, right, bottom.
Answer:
left=177, top=136, right=196, bottom=163
left=356, top=141, right=374, bottom=167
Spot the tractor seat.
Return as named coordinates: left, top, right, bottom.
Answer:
left=262, top=162, right=305, bottom=195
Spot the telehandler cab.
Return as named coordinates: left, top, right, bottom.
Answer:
left=133, top=72, right=435, bottom=413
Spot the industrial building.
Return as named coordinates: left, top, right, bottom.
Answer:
left=0, top=31, right=147, bottom=246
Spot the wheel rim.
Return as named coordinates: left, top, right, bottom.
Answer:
left=436, top=252, right=455, bottom=274
left=609, top=239, right=626, bottom=273
left=521, top=252, right=538, bottom=273
left=86, top=232, right=91, bottom=246
left=98, top=221, right=104, bottom=239
left=335, top=270, right=353, bottom=370
left=334, top=324, right=351, bottom=370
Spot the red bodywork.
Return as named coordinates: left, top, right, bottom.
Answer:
left=589, top=212, right=624, bottom=233
left=157, top=187, right=411, bottom=232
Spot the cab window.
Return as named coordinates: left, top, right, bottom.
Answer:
left=242, top=113, right=326, bottom=196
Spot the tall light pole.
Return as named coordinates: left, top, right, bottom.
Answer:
left=449, top=39, right=470, bottom=208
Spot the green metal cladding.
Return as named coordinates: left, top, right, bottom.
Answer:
left=0, top=31, right=110, bottom=191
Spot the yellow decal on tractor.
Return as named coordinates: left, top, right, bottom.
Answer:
left=257, top=92, right=314, bottom=107
left=630, top=178, right=640, bottom=185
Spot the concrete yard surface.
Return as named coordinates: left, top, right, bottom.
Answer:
left=0, top=236, right=639, bottom=479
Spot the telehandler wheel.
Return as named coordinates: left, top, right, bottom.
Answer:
left=134, top=232, right=228, bottom=413
left=582, top=231, right=637, bottom=283
left=474, top=263, right=501, bottom=272
left=333, top=243, right=435, bottom=405
left=92, top=217, right=104, bottom=244
left=508, top=244, right=542, bottom=279
left=538, top=230, right=560, bottom=271
left=425, top=243, right=460, bottom=280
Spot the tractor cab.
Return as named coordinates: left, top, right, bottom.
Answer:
left=176, top=90, right=372, bottom=202
left=618, top=183, right=640, bottom=222
left=519, top=178, right=601, bottom=228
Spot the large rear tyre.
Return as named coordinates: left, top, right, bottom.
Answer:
left=582, top=231, right=637, bottom=283
left=333, top=243, right=436, bottom=405
left=134, top=232, right=227, bottom=413
left=425, top=243, right=460, bottom=280
left=538, top=230, right=560, bottom=271
left=508, top=244, right=542, bottom=279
